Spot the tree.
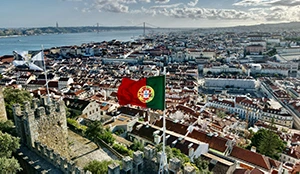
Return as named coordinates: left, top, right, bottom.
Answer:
left=112, top=144, right=133, bottom=157
left=193, top=157, right=211, bottom=173
left=130, top=139, right=144, bottom=151
left=155, top=144, right=190, bottom=165
left=0, top=157, right=21, bottom=174
left=0, top=131, right=21, bottom=173
left=83, top=160, right=114, bottom=174
left=249, top=128, right=285, bottom=159
left=99, top=129, right=114, bottom=145
left=249, top=129, right=264, bottom=149
left=0, top=120, right=16, bottom=135
left=85, top=121, right=115, bottom=145
left=216, top=110, right=226, bottom=119
left=258, top=129, right=285, bottom=159
left=3, top=88, right=32, bottom=120
left=65, top=107, right=71, bottom=118
left=114, top=128, right=125, bottom=136
left=85, top=121, right=104, bottom=142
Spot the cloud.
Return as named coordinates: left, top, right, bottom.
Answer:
left=66, top=0, right=300, bottom=23
left=150, top=3, right=183, bottom=9
left=62, top=0, right=83, bottom=1
left=155, top=0, right=170, bottom=4
left=159, top=7, right=255, bottom=20
left=140, top=6, right=157, bottom=15
left=233, top=0, right=300, bottom=7
left=269, top=0, right=300, bottom=6
left=81, top=7, right=91, bottom=13
left=187, top=0, right=199, bottom=7
left=99, top=3, right=129, bottom=13
left=264, top=5, right=300, bottom=21
left=139, top=0, right=151, bottom=2
left=233, top=0, right=270, bottom=7
left=231, top=0, right=300, bottom=22
left=81, top=0, right=137, bottom=13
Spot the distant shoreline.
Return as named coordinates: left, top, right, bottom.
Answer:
left=0, top=35, right=24, bottom=38
left=0, top=29, right=152, bottom=56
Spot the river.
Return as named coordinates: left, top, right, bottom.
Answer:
left=0, top=29, right=174, bottom=56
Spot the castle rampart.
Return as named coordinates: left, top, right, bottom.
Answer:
left=108, top=144, right=197, bottom=174
left=13, top=97, right=69, bottom=159
left=0, top=87, right=7, bottom=121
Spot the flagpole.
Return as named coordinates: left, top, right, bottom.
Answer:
left=41, top=45, right=50, bottom=104
left=159, top=67, right=167, bottom=174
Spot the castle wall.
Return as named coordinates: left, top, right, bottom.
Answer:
left=13, top=97, right=70, bottom=159
left=0, top=87, right=7, bottom=121
left=33, top=141, right=87, bottom=174
left=16, top=145, right=64, bottom=174
left=107, top=145, right=198, bottom=174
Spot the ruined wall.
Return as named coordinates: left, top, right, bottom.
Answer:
left=0, top=87, right=7, bottom=121
left=13, top=97, right=70, bottom=159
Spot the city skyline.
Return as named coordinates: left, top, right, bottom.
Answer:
left=1, top=0, right=300, bottom=28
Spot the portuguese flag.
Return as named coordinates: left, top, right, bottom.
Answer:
left=117, top=76, right=165, bottom=110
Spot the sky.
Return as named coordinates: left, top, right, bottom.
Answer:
left=1, top=0, right=300, bottom=28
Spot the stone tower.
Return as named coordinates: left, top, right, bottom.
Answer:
left=0, top=87, right=7, bottom=121
left=13, top=97, right=69, bottom=159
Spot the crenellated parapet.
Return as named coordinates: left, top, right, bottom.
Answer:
left=168, top=157, right=181, bottom=174
left=33, top=141, right=90, bottom=174
left=13, top=96, right=69, bottom=159
left=108, top=162, right=120, bottom=174
left=106, top=144, right=198, bottom=174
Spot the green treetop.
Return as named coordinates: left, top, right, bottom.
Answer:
left=0, top=130, right=22, bottom=173
left=3, top=88, right=32, bottom=120
left=249, top=128, right=286, bottom=159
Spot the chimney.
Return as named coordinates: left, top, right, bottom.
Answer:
left=189, top=147, right=194, bottom=158
left=154, top=134, right=161, bottom=145
left=251, top=146, right=256, bottom=153
left=172, top=140, right=177, bottom=147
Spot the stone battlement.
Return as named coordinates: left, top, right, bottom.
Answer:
left=33, top=141, right=90, bottom=174
left=108, top=144, right=197, bottom=174
left=13, top=97, right=65, bottom=119
left=13, top=97, right=69, bottom=159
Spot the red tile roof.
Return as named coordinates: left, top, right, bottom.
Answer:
left=154, top=118, right=189, bottom=135
left=153, top=118, right=227, bottom=152
left=283, top=146, right=300, bottom=159
left=230, top=146, right=271, bottom=170
left=0, top=55, right=14, bottom=63
left=188, top=130, right=227, bottom=152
